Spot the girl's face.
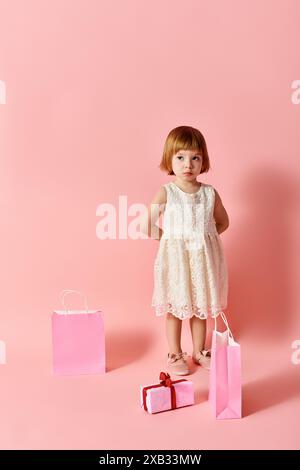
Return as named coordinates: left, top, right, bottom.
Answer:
left=171, top=149, right=202, bottom=181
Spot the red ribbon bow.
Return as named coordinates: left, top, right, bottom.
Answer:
left=159, top=371, right=173, bottom=387
left=142, top=371, right=187, bottom=413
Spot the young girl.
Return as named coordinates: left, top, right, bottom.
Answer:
left=145, top=125, right=229, bottom=376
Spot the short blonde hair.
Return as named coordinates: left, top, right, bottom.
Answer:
left=159, top=126, right=211, bottom=175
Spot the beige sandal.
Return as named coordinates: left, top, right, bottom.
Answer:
left=167, top=351, right=190, bottom=376
left=192, top=349, right=211, bottom=370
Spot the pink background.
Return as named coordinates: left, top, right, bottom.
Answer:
left=0, top=0, right=300, bottom=449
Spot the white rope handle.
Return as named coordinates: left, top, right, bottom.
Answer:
left=60, top=289, right=89, bottom=314
left=213, top=311, right=234, bottom=340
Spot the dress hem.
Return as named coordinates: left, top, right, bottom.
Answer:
left=152, top=304, right=227, bottom=320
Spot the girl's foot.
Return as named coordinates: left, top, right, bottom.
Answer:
left=167, top=351, right=190, bottom=376
left=192, top=350, right=211, bottom=370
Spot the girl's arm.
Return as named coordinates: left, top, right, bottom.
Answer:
left=213, top=188, right=229, bottom=235
left=140, top=186, right=167, bottom=240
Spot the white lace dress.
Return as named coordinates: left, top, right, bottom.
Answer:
left=151, top=181, right=228, bottom=319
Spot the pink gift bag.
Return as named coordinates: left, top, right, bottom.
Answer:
left=141, top=372, right=194, bottom=414
left=209, top=312, right=242, bottom=419
left=52, top=289, right=105, bottom=375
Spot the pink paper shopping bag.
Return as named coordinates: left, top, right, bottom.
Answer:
left=209, top=312, right=242, bottom=419
left=52, top=289, right=105, bottom=375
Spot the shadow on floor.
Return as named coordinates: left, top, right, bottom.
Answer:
left=105, top=329, right=155, bottom=371
left=243, top=368, right=300, bottom=417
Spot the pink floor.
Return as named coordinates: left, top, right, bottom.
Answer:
left=1, top=314, right=299, bottom=450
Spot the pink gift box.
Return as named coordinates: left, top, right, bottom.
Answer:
left=141, top=372, right=194, bottom=414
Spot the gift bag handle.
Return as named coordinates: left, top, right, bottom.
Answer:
left=214, top=311, right=235, bottom=340
left=60, top=289, right=89, bottom=314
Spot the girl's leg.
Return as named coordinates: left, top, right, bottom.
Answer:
left=189, top=316, right=206, bottom=355
left=189, top=316, right=211, bottom=369
left=166, top=312, right=182, bottom=354
left=166, top=312, right=189, bottom=375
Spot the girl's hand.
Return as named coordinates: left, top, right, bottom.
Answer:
left=213, top=188, right=229, bottom=234
left=140, top=186, right=167, bottom=240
